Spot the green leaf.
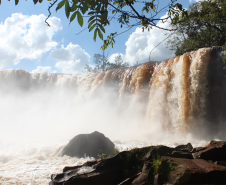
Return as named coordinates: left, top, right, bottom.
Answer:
left=101, top=11, right=108, bottom=24
left=15, top=0, right=19, bottom=5
left=98, top=24, right=105, bottom=33
left=39, top=0, right=43, bottom=3
left=65, top=0, right=70, bottom=19
left=56, top=0, right=65, bottom=12
left=176, top=3, right=182, bottom=11
left=70, top=4, right=77, bottom=12
left=70, top=11, right=77, bottom=23
left=90, top=0, right=95, bottom=8
left=77, top=11, right=83, bottom=27
left=88, top=15, right=96, bottom=22
left=81, top=3, right=89, bottom=14
left=88, top=19, right=95, bottom=28
left=96, top=4, right=101, bottom=13
left=33, top=0, right=38, bottom=4
left=94, top=28, right=98, bottom=41
left=88, top=11, right=95, bottom=15
left=98, top=29, right=103, bottom=40
left=89, top=24, right=96, bottom=32
left=96, top=19, right=102, bottom=23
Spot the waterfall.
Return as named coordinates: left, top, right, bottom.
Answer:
left=0, top=47, right=225, bottom=185
left=1, top=47, right=224, bottom=139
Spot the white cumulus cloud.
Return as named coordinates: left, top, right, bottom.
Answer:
left=49, top=43, right=91, bottom=74
left=109, top=14, right=175, bottom=65
left=31, top=66, right=57, bottom=73
left=108, top=53, right=124, bottom=64
left=0, top=13, right=62, bottom=69
left=189, top=0, right=204, bottom=2
left=123, top=16, right=174, bottom=64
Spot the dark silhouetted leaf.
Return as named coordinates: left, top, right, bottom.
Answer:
left=88, top=11, right=95, bottom=15
left=15, top=0, right=19, bottom=5
left=81, top=3, right=88, bottom=14
left=56, top=0, right=65, bottom=12
left=33, top=0, right=38, bottom=4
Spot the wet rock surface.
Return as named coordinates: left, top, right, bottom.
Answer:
left=61, top=131, right=115, bottom=158
left=51, top=140, right=226, bottom=184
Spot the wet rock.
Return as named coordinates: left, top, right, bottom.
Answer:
left=51, top=147, right=153, bottom=185
left=51, top=140, right=226, bottom=185
left=190, top=146, right=206, bottom=153
left=214, top=161, right=226, bottom=167
left=143, top=145, right=174, bottom=161
left=171, top=150, right=193, bottom=159
left=118, top=173, right=141, bottom=185
left=159, top=156, right=226, bottom=184
left=193, top=140, right=226, bottom=161
left=130, top=161, right=154, bottom=185
left=174, top=142, right=193, bottom=151
left=61, top=131, right=115, bottom=158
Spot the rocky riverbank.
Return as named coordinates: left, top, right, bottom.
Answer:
left=50, top=140, right=226, bottom=184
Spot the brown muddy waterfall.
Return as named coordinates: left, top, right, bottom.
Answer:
left=0, top=47, right=226, bottom=184
left=0, top=47, right=225, bottom=140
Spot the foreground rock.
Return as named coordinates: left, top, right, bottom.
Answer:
left=51, top=141, right=226, bottom=184
left=61, top=131, right=115, bottom=158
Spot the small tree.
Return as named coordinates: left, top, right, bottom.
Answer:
left=107, top=53, right=129, bottom=70
left=84, top=54, right=109, bottom=72
left=85, top=53, right=129, bottom=72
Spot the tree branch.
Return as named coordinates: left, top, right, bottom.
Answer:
left=45, top=0, right=59, bottom=27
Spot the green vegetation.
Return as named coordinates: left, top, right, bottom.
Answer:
left=223, top=44, right=226, bottom=64
left=167, top=0, right=226, bottom=56
left=110, top=148, right=120, bottom=157
left=153, top=155, right=162, bottom=175
left=5, top=0, right=187, bottom=50
left=84, top=53, right=129, bottom=72
left=99, top=153, right=107, bottom=159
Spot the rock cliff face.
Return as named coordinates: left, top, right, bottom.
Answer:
left=50, top=140, right=226, bottom=184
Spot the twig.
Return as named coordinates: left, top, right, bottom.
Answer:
left=115, top=26, right=134, bottom=37
left=75, top=27, right=88, bottom=35
left=149, top=30, right=175, bottom=61
left=45, top=0, right=59, bottom=27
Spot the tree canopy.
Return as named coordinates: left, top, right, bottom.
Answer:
left=3, top=0, right=187, bottom=50
left=84, top=53, right=129, bottom=72
left=167, top=0, right=226, bottom=56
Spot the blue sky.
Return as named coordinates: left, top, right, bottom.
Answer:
left=0, top=0, right=199, bottom=74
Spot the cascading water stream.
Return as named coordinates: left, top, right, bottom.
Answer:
left=0, top=47, right=225, bottom=184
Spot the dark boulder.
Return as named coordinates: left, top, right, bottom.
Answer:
left=61, top=131, right=115, bottom=158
